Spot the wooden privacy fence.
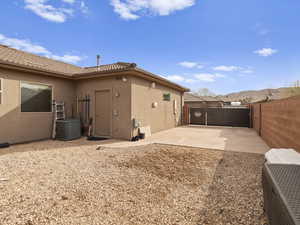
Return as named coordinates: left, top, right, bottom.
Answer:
left=250, top=95, right=300, bottom=153
left=182, top=105, right=190, bottom=125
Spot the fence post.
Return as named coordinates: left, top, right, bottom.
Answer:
left=259, top=103, right=262, bottom=136
left=249, top=105, right=252, bottom=128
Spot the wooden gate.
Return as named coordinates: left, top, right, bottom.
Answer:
left=190, top=108, right=250, bottom=127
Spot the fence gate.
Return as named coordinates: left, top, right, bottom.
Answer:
left=190, top=108, right=250, bottom=127
left=190, top=108, right=206, bottom=125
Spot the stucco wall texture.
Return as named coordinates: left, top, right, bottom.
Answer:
left=131, top=77, right=183, bottom=136
left=251, top=95, right=300, bottom=153
left=75, top=76, right=132, bottom=140
left=0, top=69, right=183, bottom=144
left=0, top=68, right=75, bottom=144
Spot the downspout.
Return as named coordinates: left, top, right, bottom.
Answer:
left=130, top=78, right=134, bottom=139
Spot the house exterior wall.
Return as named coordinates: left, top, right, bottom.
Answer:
left=131, top=76, right=183, bottom=136
left=0, top=68, right=75, bottom=144
left=75, top=76, right=132, bottom=140
left=0, top=68, right=185, bottom=144
left=184, top=101, right=224, bottom=108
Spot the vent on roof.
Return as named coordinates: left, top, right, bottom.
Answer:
left=96, top=55, right=101, bottom=71
left=96, top=55, right=101, bottom=66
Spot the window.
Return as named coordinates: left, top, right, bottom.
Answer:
left=163, top=93, right=171, bottom=101
left=0, top=78, right=2, bottom=105
left=21, top=82, right=52, bottom=112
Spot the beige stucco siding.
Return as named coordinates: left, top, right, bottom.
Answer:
left=131, top=76, right=183, bottom=136
left=0, top=68, right=184, bottom=144
left=0, top=68, right=75, bottom=144
left=75, top=76, right=132, bottom=140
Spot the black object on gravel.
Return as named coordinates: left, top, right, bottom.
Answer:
left=0, top=143, right=10, bottom=148
left=87, top=136, right=108, bottom=141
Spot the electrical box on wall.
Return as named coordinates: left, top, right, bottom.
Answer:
left=113, top=109, right=119, bottom=116
left=133, top=118, right=141, bottom=128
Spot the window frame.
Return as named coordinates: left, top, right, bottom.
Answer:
left=20, top=81, right=54, bottom=113
left=163, top=93, right=171, bottom=101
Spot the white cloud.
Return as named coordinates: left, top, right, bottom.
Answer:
left=213, top=65, right=255, bottom=75
left=178, top=61, right=204, bottom=69
left=0, top=34, right=50, bottom=54
left=62, top=0, right=75, bottom=3
left=241, top=69, right=254, bottom=74
left=215, top=73, right=226, bottom=78
left=163, top=72, right=225, bottom=84
left=0, top=34, right=83, bottom=64
left=179, top=61, right=197, bottom=68
left=185, top=78, right=197, bottom=83
left=194, top=73, right=215, bottom=82
left=110, top=0, right=196, bottom=20
left=194, top=73, right=225, bottom=82
left=24, top=0, right=88, bottom=22
left=254, top=48, right=278, bottom=57
left=24, top=0, right=73, bottom=22
left=164, top=75, right=185, bottom=82
left=80, top=1, right=88, bottom=14
left=213, top=65, right=240, bottom=72
left=110, top=0, right=139, bottom=20
left=163, top=75, right=197, bottom=84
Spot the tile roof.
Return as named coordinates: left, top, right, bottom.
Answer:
left=77, top=62, right=137, bottom=75
left=0, top=44, right=189, bottom=91
left=0, top=45, right=137, bottom=76
left=0, top=44, right=81, bottom=75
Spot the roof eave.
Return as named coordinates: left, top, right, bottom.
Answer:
left=72, top=68, right=133, bottom=79
left=0, top=60, right=72, bottom=79
left=133, top=68, right=189, bottom=92
left=0, top=59, right=190, bottom=92
left=73, top=68, right=189, bottom=92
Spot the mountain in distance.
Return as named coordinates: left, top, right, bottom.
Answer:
left=216, top=87, right=289, bottom=103
left=192, top=87, right=291, bottom=103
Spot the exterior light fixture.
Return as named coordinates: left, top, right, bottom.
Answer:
left=152, top=102, right=158, bottom=108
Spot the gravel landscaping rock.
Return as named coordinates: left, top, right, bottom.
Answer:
left=0, top=141, right=267, bottom=225
left=197, top=151, right=268, bottom=225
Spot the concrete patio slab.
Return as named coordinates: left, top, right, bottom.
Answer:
left=99, top=126, right=270, bottom=154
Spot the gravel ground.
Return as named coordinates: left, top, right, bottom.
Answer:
left=0, top=141, right=267, bottom=225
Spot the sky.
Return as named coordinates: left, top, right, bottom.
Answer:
left=0, top=0, right=300, bottom=94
